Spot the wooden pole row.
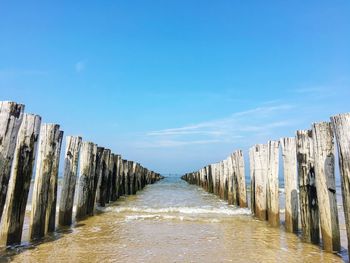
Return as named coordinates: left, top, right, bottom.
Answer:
left=182, top=114, right=350, bottom=255
left=0, top=101, right=163, bottom=247
left=181, top=150, right=248, bottom=209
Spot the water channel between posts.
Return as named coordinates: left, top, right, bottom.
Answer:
left=0, top=176, right=346, bottom=262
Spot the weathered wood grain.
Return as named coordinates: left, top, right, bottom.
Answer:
left=280, top=137, right=298, bottom=233
left=296, top=130, right=320, bottom=244
left=0, top=101, right=25, bottom=220
left=267, top=140, right=280, bottom=227
left=331, top=113, right=350, bottom=258
left=30, top=123, right=62, bottom=240
left=58, top=136, right=82, bottom=226
left=0, top=114, right=41, bottom=245
left=312, top=122, right=340, bottom=252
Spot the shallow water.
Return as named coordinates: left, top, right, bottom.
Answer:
left=0, top=176, right=347, bottom=262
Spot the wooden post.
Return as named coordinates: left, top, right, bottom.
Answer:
left=86, top=146, right=103, bottom=216
left=0, top=101, right=25, bottom=219
left=296, top=130, right=320, bottom=244
left=123, top=160, right=129, bottom=195
left=96, top=149, right=111, bottom=207
left=253, top=144, right=268, bottom=221
left=234, top=150, right=247, bottom=208
left=331, top=113, right=350, bottom=258
left=267, top=140, right=280, bottom=227
left=110, top=154, right=119, bottom=201
left=119, top=158, right=125, bottom=196
left=130, top=161, right=136, bottom=195
left=312, top=122, right=340, bottom=252
left=30, top=123, right=62, bottom=240
left=58, top=136, right=82, bottom=226
left=115, top=155, right=122, bottom=198
left=227, top=156, right=234, bottom=205
left=75, top=142, right=96, bottom=220
left=122, top=159, right=128, bottom=195
left=249, top=147, right=255, bottom=215
left=231, top=154, right=239, bottom=206
left=0, top=114, right=41, bottom=246
left=219, top=161, right=224, bottom=199
left=105, top=153, right=114, bottom=203
left=280, top=137, right=298, bottom=233
left=214, top=163, right=220, bottom=196
left=208, top=165, right=213, bottom=193
left=46, top=129, right=63, bottom=233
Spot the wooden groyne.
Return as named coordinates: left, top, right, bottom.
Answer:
left=182, top=112, right=350, bottom=257
left=0, top=101, right=162, bottom=247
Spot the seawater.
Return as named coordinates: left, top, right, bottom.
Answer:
left=0, top=176, right=347, bottom=262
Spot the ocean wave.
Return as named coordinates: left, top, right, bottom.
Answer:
left=104, top=206, right=251, bottom=216
left=124, top=214, right=222, bottom=223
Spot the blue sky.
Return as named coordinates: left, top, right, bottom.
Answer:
left=1, top=1, right=349, bottom=174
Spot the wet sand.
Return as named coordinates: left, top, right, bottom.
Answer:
left=0, top=176, right=347, bottom=262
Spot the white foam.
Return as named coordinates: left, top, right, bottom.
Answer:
left=106, top=206, right=251, bottom=216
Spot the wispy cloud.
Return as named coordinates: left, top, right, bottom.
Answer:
left=143, top=103, right=296, bottom=148
left=75, top=60, right=87, bottom=73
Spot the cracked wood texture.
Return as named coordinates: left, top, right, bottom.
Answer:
left=267, top=140, right=280, bottom=227
left=249, top=147, right=256, bottom=215
left=87, top=146, right=104, bottom=216
left=30, top=123, right=63, bottom=240
left=96, top=149, right=111, bottom=207
left=0, top=101, right=24, bottom=220
left=46, top=129, right=63, bottom=233
left=331, top=113, right=350, bottom=259
left=0, top=114, right=41, bottom=246
left=233, top=150, right=247, bottom=208
left=296, top=130, right=320, bottom=244
left=312, top=122, right=340, bottom=252
left=76, top=142, right=97, bottom=220
left=252, top=144, right=268, bottom=221
left=58, top=136, right=82, bottom=226
left=281, top=137, right=298, bottom=233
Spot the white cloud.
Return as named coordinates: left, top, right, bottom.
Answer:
left=75, top=60, right=87, bottom=73
left=143, top=103, right=296, bottom=148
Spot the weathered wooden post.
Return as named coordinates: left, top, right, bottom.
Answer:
left=296, top=130, right=320, bottom=244
left=30, top=123, right=63, bottom=240
left=105, top=153, right=114, bottom=203
left=119, top=159, right=125, bottom=196
left=96, top=149, right=111, bottom=207
left=46, top=130, right=63, bottom=233
left=267, top=140, right=280, bottom=227
left=75, top=142, right=96, bottom=220
left=234, top=150, right=247, bottom=208
left=122, top=159, right=128, bottom=195
left=208, top=165, right=213, bottom=193
left=86, top=146, right=103, bottom=216
left=110, top=154, right=120, bottom=201
left=331, top=113, right=350, bottom=258
left=58, top=136, right=82, bottom=226
left=223, top=159, right=229, bottom=200
left=219, top=161, right=225, bottom=199
left=253, top=144, right=268, bottom=221
left=123, top=160, right=129, bottom=195
left=312, top=122, right=340, bottom=252
left=249, top=147, right=255, bottom=215
left=115, top=155, right=122, bottom=196
left=0, top=101, right=25, bottom=220
left=231, top=154, right=239, bottom=205
left=214, top=163, right=219, bottom=196
left=227, top=156, right=234, bottom=205
left=280, top=137, right=298, bottom=233
left=0, top=114, right=41, bottom=245
left=130, top=161, right=137, bottom=195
